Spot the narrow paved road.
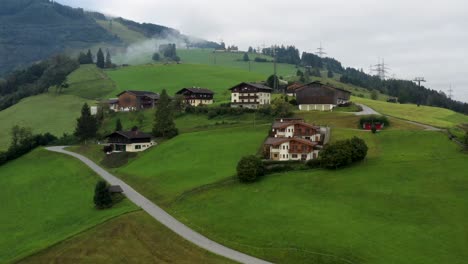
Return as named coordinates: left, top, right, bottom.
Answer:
left=354, top=104, right=442, bottom=131
left=46, top=146, right=272, bottom=264
left=354, top=104, right=380, bottom=116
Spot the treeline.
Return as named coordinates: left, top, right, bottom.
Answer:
left=0, top=126, right=57, bottom=166
left=339, top=68, right=468, bottom=114
left=254, top=43, right=468, bottom=115
left=0, top=55, right=79, bottom=111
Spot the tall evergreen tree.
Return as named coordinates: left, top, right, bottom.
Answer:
left=74, top=103, right=98, bottom=141
left=115, top=118, right=123, bottom=131
left=105, top=50, right=112, bottom=68
left=86, top=49, right=93, bottom=64
left=243, top=53, right=250, bottom=62
left=153, top=89, right=178, bottom=138
left=96, top=48, right=105, bottom=69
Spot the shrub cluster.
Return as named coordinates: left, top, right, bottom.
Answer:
left=93, top=180, right=113, bottom=209
left=317, top=137, right=368, bottom=169
left=237, top=155, right=265, bottom=183
left=359, top=115, right=390, bottom=127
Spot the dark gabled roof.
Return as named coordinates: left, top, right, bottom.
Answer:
left=229, top=82, right=272, bottom=91
left=117, top=90, right=160, bottom=99
left=107, top=98, right=119, bottom=104
left=296, top=81, right=351, bottom=94
left=106, top=130, right=152, bottom=140
left=264, top=137, right=318, bottom=147
left=176, top=88, right=214, bottom=95
left=287, top=82, right=305, bottom=91
left=109, top=185, right=124, bottom=193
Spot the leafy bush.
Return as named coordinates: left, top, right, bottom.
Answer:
left=318, top=137, right=368, bottom=169
left=237, top=155, right=265, bottom=183
left=254, top=57, right=268, bottom=63
left=93, top=181, right=113, bottom=209
left=359, top=115, right=390, bottom=127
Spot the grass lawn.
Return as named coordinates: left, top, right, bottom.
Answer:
left=0, top=149, right=136, bottom=263
left=354, top=97, right=468, bottom=128
left=114, top=125, right=269, bottom=206
left=64, top=64, right=116, bottom=100
left=0, top=93, right=91, bottom=151
left=170, top=130, right=468, bottom=264
left=96, top=19, right=146, bottom=44
left=105, top=63, right=266, bottom=101
left=18, top=211, right=235, bottom=264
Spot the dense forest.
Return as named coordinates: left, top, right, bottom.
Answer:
left=0, top=55, right=79, bottom=111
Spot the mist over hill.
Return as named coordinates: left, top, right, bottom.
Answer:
left=0, top=0, right=220, bottom=75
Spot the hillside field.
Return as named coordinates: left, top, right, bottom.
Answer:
left=0, top=94, right=90, bottom=150
left=106, top=64, right=267, bottom=102
left=70, top=108, right=468, bottom=264
left=0, top=149, right=136, bottom=263
left=64, top=64, right=116, bottom=100
left=18, top=211, right=234, bottom=264
left=354, top=97, right=468, bottom=128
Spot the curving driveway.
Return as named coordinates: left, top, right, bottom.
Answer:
left=354, top=104, right=380, bottom=116
left=46, top=146, right=272, bottom=264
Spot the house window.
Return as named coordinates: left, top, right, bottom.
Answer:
left=135, top=145, right=142, bottom=150
left=292, top=154, right=298, bottom=158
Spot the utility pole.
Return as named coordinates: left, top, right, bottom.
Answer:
left=273, top=45, right=278, bottom=91
left=448, top=84, right=453, bottom=99
left=374, top=58, right=390, bottom=80
left=316, top=42, right=327, bottom=58
left=412, top=77, right=426, bottom=87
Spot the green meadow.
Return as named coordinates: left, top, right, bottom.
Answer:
left=354, top=97, right=468, bottom=128
left=0, top=149, right=136, bottom=263
left=169, top=130, right=468, bottom=264
left=18, top=211, right=235, bottom=264
left=64, top=64, right=116, bottom=100
left=0, top=94, right=90, bottom=150
left=114, top=125, right=269, bottom=206
left=106, top=63, right=266, bottom=102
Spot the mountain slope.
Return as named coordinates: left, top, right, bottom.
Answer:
left=0, top=0, right=121, bottom=74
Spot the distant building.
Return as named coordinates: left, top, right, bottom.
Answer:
left=296, top=81, right=351, bottom=111
left=176, top=87, right=214, bottom=106
left=286, top=82, right=304, bottom=97
left=263, top=118, right=325, bottom=161
left=90, top=106, right=98, bottom=116
left=229, top=82, right=272, bottom=109
left=110, top=90, right=160, bottom=112
left=105, top=129, right=155, bottom=152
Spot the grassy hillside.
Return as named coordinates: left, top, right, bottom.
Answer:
left=96, top=19, right=146, bottom=44
left=18, top=211, right=235, bottom=264
left=0, top=93, right=90, bottom=150
left=170, top=130, right=468, bottom=264
left=0, top=149, right=136, bottom=263
left=354, top=97, right=468, bottom=128
left=106, top=64, right=266, bottom=102
left=178, top=49, right=299, bottom=78
left=114, top=125, right=269, bottom=206
left=64, top=64, right=116, bottom=100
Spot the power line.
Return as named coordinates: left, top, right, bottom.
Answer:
left=448, top=84, right=453, bottom=99
left=373, top=58, right=390, bottom=80
left=316, top=42, right=327, bottom=58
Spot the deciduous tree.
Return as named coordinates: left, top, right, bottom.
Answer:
left=237, top=155, right=265, bottom=183
left=93, top=181, right=112, bottom=209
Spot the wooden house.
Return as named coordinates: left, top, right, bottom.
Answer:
left=229, top=82, right=272, bottom=109
left=296, top=81, right=351, bottom=111
left=105, top=130, right=154, bottom=152
left=111, top=90, right=160, bottom=112
left=176, top=87, right=214, bottom=106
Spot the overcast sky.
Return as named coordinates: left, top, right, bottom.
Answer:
left=59, top=0, right=468, bottom=102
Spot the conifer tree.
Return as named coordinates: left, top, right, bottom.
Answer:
left=86, top=49, right=93, bottom=64
left=153, top=89, right=178, bottom=138
left=105, top=50, right=112, bottom=68
left=74, top=103, right=98, bottom=141
left=115, top=118, right=123, bottom=131
left=96, top=48, right=105, bottom=69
